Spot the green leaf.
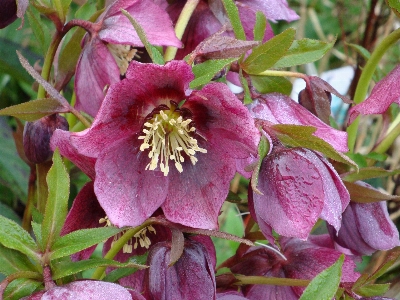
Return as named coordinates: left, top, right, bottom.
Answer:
left=121, top=9, right=164, bottom=65
left=253, top=12, right=267, bottom=42
left=0, top=203, right=21, bottom=225
left=0, top=98, right=69, bottom=121
left=26, top=7, right=50, bottom=55
left=251, top=135, right=270, bottom=194
left=0, top=117, right=29, bottom=201
left=273, top=38, right=335, bottom=69
left=299, top=255, right=344, bottom=300
left=222, top=0, right=246, bottom=40
left=0, top=244, right=38, bottom=276
left=50, top=227, right=124, bottom=260
left=190, top=58, right=236, bottom=88
left=271, top=124, right=358, bottom=169
left=342, top=167, right=400, bottom=182
left=42, top=149, right=70, bottom=251
left=346, top=43, right=370, bottom=60
left=387, top=0, right=400, bottom=17
left=103, top=254, right=148, bottom=282
left=355, top=283, right=390, bottom=297
left=31, top=222, right=43, bottom=251
left=0, top=215, right=40, bottom=264
left=52, top=258, right=148, bottom=280
left=344, top=181, right=400, bottom=203
left=3, top=278, right=42, bottom=300
left=241, top=28, right=296, bottom=74
left=239, top=69, right=252, bottom=105
left=250, top=75, right=292, bottom=95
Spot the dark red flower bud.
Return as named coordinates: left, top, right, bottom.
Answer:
left=0, top=0, right=17, bottom=29
left=23, top=114, right=69, bottom=164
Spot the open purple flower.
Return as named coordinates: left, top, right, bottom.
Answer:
left=166, top=0, right=298, bottom=59
left=327, top=182, right=400, bottom=256
left=71, top=60, right=259, bottom=229
left=144, top=237, right=216, bottom=299
left=250, top=143, right=350, bottom=241
left=230, top=235, right=360, bottom=299
left=75, top=0, right=182, bottom=117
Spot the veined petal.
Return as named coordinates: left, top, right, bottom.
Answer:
left=95, top=136, right=168, bottom=227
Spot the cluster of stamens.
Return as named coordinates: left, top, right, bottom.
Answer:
left=107, top=44, right=139, bottom=75
left=138, top=105, right=207, bottom=176
left=99, top=217, right=157, bottom=253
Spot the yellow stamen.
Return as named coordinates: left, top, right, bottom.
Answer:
left=107, top=44, right=139, bottom=75
left=139, top=109, right=207, bottom=176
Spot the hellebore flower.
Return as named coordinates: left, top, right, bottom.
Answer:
left=348, top=64, right=400, bottom=124
left=22, top=280, right=144, bottom=300
left=250, top=144, right=350, bottom=241
left=71, top=60, right=259, bottom=229
left=230, top=235, right=360, bottom=300
left=327, top=182, right=400, bottom=256
left=0, top=0, right=28, bottom=29
left=145, top=237, right=216, bottom=300
left=166, top=0, right=299, bottom=59
left=75, top=0, right=182, bottom=117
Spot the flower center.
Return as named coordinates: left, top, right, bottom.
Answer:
left=107, top=44, right=139, bottom=75
left=138, top=105, right=207, bottom=176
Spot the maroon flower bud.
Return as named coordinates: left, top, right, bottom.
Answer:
left=23, top=114, right=69, bottom=164
left=0, top=0, right=17, bottom=29
left=145, top=238, right=216, bottom=299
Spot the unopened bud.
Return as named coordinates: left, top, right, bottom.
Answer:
left=23, top=114, right=69, bottom=164
left=0, top=0, right=17, bottom=29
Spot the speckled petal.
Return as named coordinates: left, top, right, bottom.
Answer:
left=162, top=139, right=235, bottom=229
left=253, top=148, right=325, bottom=239
left=100, top=0, right=181, bottom=47
left=75, top=38, right=120, bottom=118
left=348, top=65, right=400, bottom=124
left=95, top=136, right=168, bottom=227
left=41, top=281, right=133, bottom=299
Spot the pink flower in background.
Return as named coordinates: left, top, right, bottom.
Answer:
left=75, top=0, right=182, bottom=117
left=70, top=60, right=259, bottom=230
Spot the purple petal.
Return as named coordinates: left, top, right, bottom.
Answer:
left=253, top=148, right=325, bottom=239
left=50, top=129, right=96, bottom=180
left=241, top=0, right=299, bottom=22
left=75, top=39, right=120, bottom=117
left=162, top=139, right=236, bottom=229
left=354, top=201, right=399, bottom=252
left=248, top=94, right=349, bottom=153
left=100, top=0, right=181, bottom=47
left=95, top=136, right=168, bottom=227
left=186, top=82, right=260, bottom=159
left=41, top=281, right=133, bottom=299
left=295, top=150, right=349, bottom=232
left=348, top=65, right=400, bottom=123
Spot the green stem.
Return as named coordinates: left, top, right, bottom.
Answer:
left=373, top=122, right=400, bottom=155
left=347, top=28, right=400, bottom=153
left=37, top=32, right=64, bottom=99
left=164, top=0, right=200, bottom=61
left=234, top=275, right=310, bottom=287
left=257, top=69, right=308, bottom=80
left=91, top=220, right=153, bottom=280
left=22, top=166, right=36, bottom=231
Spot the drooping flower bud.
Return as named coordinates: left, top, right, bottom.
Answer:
left=0, top=0, right=17, bottom=29
left=23, top=114, right=69, bottom=164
